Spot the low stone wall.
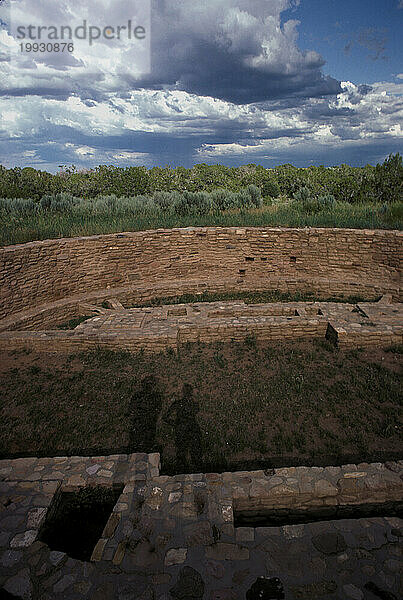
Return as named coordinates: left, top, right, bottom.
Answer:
left=0, top=299, right=401, bottom=353
left=1, top=454, right=402, bottom=599
left=1, top=228, right=401, bottom=324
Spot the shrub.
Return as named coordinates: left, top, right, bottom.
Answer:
left=293, top=187, right=313, bottom=202
left=262, top=180, right=280, bottom=199
left=373, top=153, right=403, bottom=203
left=210, top=189, right=236, bottom=211
left=317, top=194, right=337, bottom=208
left=0, top=156, right=401, bottom=203
left=246, top=184, right=262, bottom=208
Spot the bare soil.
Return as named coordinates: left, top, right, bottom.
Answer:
left=0, top=340, right=401, bottom=474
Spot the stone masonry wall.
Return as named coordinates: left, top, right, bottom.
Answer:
left=1, top=227, right=401, bottom=322
left=0, top=454, right=402, bottom=599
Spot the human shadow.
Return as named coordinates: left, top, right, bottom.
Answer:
left=164, top=383, right=203, bottom=473
left=129, top=375, right=163, bottom=452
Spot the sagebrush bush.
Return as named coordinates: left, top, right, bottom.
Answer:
left=317, top=194, right=337, bottom=208
left=0, top=186, right=261, bottom=217
left=293, top=187, right=312, bottom=202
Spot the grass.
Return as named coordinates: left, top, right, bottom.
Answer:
left=55, top=291, right=379, bottom=330
left=126, top=289, right=378, bottom=308
left=0, top=201, right=401, bottom=246
left=0, top=340, right=401, bottom=473
left=56, top=315, right=93, bottom=329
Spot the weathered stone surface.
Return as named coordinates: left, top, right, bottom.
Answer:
left=282, top=525, right=304, bottom=540
left=184, top=521, right=214, bottom=547
left=314, top=479, right=338, bottom=497
left=67, top=474, right=86, bottom=486
left=165, top=548, right=187, bottom=566
left=206, top=543, right=249, bottom=561
left=127, top=540, right=159, bottom=570
left=170, top=566, right=204, bottom=599
left=312, top=532, right=347, bottom=555
left=86, top=464, right=101, bottom=475
left=10, top=530, right=37, bottom=548
left=49, top=551, right=66, bottom=567
left=1, top=515, right=25, bottom=530
left=206, top=560, right=226, bottom=580
left=1, top=229, right=401, bottom=353
left=232, top=569, right=251, bottom=585
left=103, top=512, right=120, bottom=538
left=53, top=574, right=77, bottom=594
left=0, top=549, right=22, bottom=568
left=74, top=580, right=92, bottom=595
left=342, top=584, right=364, bottom=599
left=210, top=589, right=237, bottom=600
left=290, top=581, right=337, bottom=599
left=169, top=502, right=198, bottom=519
left=4, top=568, right=32, bottom=600
left=91, top=538, right=107, bottom=562
left=221, top=505, right=233, bottom=522
left=384, top=559, right=401, bottom=573
left=151, top=573, right=172, bottom=584
left=0, top=451, right=402, bottom=599
left=146, top=487, right=164, bottom=510
left=27, top=507, right=47, bottom=529
left=236, top=527, right=255, bottom=542
left=168, top=492, right=182, bottom=503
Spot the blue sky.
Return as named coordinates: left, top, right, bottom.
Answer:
left=0, top=0, right=402, bottom=171
left=288, top=0, right=403, bottom=84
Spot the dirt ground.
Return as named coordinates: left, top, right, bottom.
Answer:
left=0, top=340, right=401, bottom=474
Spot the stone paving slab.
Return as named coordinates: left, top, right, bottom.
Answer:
left=1, top=454, right=402, bottom=599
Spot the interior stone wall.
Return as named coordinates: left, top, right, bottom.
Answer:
left=0, top=227, right=401, bottom=321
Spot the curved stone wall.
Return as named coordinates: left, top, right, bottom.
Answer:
left=0, top=227, right=401, bottom=325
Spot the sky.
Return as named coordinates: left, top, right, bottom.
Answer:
left=0, top=0, right=402, bottom=172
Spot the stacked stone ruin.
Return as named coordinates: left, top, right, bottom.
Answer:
left=0, top=227, right=402, bottom=351
left=0, top=227, right=402, bottom=598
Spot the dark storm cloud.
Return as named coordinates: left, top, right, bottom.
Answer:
left=135, top=0, right=342, bottom=104
left=1, top=0, right=341, bottom=103
left=0, top=1, right=401, bottom=171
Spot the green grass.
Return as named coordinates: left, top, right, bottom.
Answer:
left=55, top=291, right=378, bottom=329
left=126, top=289, right=378, bottom=308
left=1, top=201, right=401, bottom=246
left=56, top=315, right=93, bottom=330
left=0, top=340, right=401, bottom=473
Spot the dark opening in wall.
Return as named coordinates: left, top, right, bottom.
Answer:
left=39, top=485, right=123, bottom=561
left=260, top=257, right=267, bottom=261
left=0, top=589, right=21, bottom=599
left=239, top=269, right=246, bottom=276
left=245, top=257, right=254, bottom=262
left=234, top=500, right=403, bottom=528
left=290, top=256, right=297, bottom=263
